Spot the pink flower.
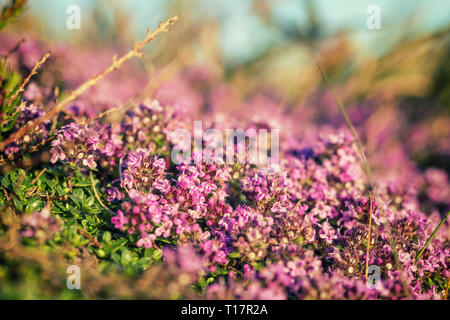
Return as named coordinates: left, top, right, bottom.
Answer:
left=319, top=220, right=337, bottom=244
left=111, top=210, right=129, bottom=229
left=136, top=233, right=156, bottom=248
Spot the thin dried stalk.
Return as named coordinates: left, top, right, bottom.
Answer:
left=8, top=100, right=26, bottom=119
left=91, top=49, right=188, bottom=125
left=289, top=199, right=302, bottom=216
left=77, top=228, right=102, bottom=248
left=445, top=278, right=449, bottom=300
left=0, top=15, right=179, bottom=152
left=89, top=170, right=114, bottom=216
left=3, top=37, right=25, bottom=59
left=364, top=192, right=373, bottom=283
left=31, top=167, right=46, bottom=184
left=315, top=61, right=411, bottom=298
left=6, top=51, right=51, bottom=106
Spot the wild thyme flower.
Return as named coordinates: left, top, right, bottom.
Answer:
left=121, top=148, right=168, bottom=192
left=50, top=122, right=100, bottom=169
left=21, top=208, right=61, bottom=242
left=4, top=103, right=49, bottom=157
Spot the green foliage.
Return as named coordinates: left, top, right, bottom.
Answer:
left=0, top=165, right=164, bottom=298
left=0, top=57, right=23, bottom=143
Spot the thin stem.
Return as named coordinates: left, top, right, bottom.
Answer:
left=3, top=38, right=25, bottom=59
left=289, top=199, right=302, bottom=216
left=89, top=170, right=114, bottom=215
left=31, top=167, right=46, bottom=184
left=77, top=228, right=102, bottom=248
left=8, top=100, right=26, bottom=119
left=415, top=210, right=450, bottom=261
left=6, top=51, right=51, bottom=106
left=365, top=192, right=373, bottom=283
left=445, top=278, right=449, bottom=300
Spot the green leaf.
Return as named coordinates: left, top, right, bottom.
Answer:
left=144, top=247, right=155, bottom=258
left=73, top=188, right=86, bottom=201
left=0, top=0, right=28, bottom=30
left=96, top=248, right=106, bottom=258
left=121, top=248, right=131, bottom=265
left=25, top=197, right=44, bottom=214
left=135, top=257, right=151, bottom=270
left=198, top=277, right=207, bottom=289
left=84, top=196, right=95, bottom=208
left=55, top=185, right=66, bottom=196
left=1, top=175, right=10, bottom=188
left=13, top=197, right=23, bottom=211
left=152, top=249, right=162, bottom=260
left=110, top=239, right=127, bottom=253
left=68, top=194, right=81, bottom=207
left=102, top=231, right=112, bottom=243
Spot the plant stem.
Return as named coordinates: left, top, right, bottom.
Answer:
left=89, top=170, right=114, bottom=215
left=315, top=61, right=411, bottom=298
left=364, top=193, right=373, bottom=283
left=31, top=167, right=46, bottom=184
left=6, top=51, right=51, bottom=106
left=415, top=210, right=450, bottom=261
left=444, top=278, right=449, bottom=300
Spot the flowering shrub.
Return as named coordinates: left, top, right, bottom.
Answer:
left=0, top=4, right=448, bottom=300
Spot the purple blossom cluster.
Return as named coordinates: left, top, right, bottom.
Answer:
left=21, top=208, right=61, bottom=242
left=4, top=103, right=49, bottom=157
left=40, top=90, right=449, bottom=299
left=114, top=149, right=232, bottom=265
left=2, top=31, right=449, bottom=300
left=50, top=123, right=100, bottom=168
left=94, top=98, right=448, bottom=299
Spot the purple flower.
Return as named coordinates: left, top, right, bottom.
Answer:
left=111, top=210, right=129, bottom=229
left=319, top=220, right=337, bottom=244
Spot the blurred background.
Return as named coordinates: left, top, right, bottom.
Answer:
left=1, top=0, right=450, bottom=214
left=22, top=0, right=450, bottom=60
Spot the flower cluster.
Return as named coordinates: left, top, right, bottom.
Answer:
left=103, top=103, right=449, bottom=299
left=21, top=208, right=61, bottom=242
left=50, top=122, right=100, bottom=168
left=4, top=103, right=49, bottom=158
left=8, top=90, right=448, bottom=299
left=1, top=30, right=449, bottom=300
left=121, top=149, right=169, bottom=192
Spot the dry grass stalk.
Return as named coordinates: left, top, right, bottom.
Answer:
left=364, top=192, right=373, bottom=283
left=31, top=167, right=46, bottom=184
left=77, top=227, right=102, bottom=248
left=89, top=171, right=114, bottom=215
left=445, top=278, right=449, bottom=300
left=91, top=48, right=189, bottom=125
left=3, top=37, right=25, bottom=59
left=6, top=51, right=51, bottom=106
